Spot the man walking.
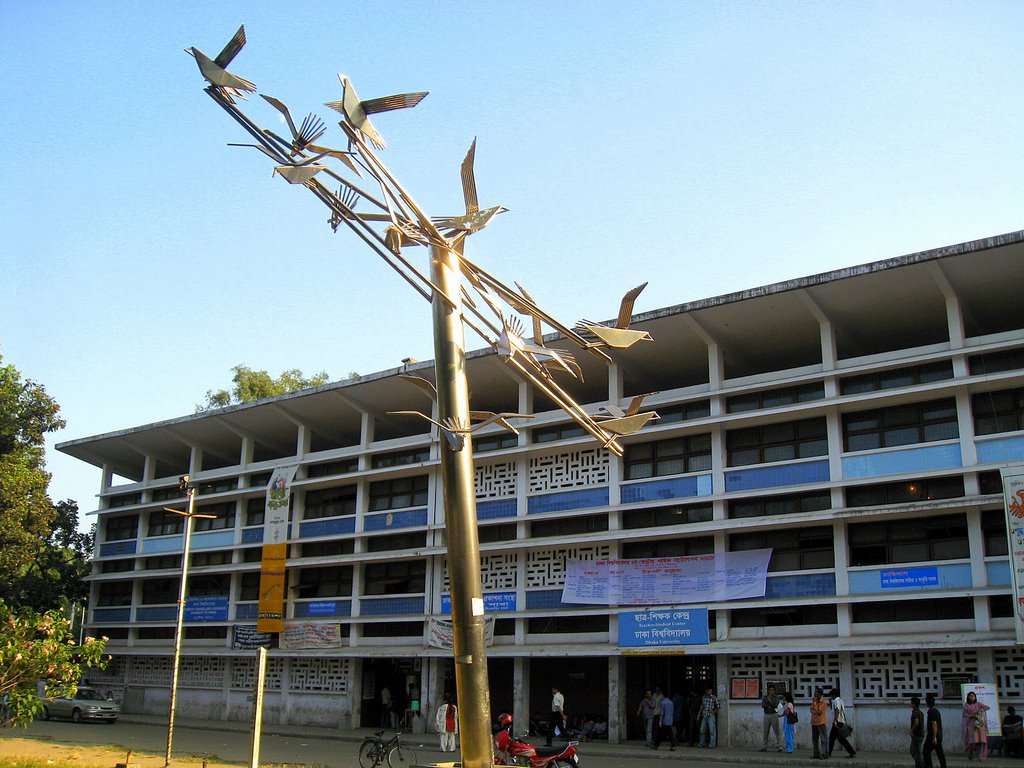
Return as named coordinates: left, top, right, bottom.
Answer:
left=760, top=684, right=782, bottom=752
left=434, top=697, right=458, bottom=753
left=923, top=692, right=947, bottom=768
left=910, top=696, right=925, bottom=768
left=654, top=689, right=677, bottom=750
left=547, top=686, right=565, bottom=746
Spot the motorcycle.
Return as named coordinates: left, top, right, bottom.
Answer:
left=494, top=713, right=580, bottom=767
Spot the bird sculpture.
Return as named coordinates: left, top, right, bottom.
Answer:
left=260, top=95, right=363, bottom=177
left=593, top=392, right=660, bottom=436
left=325, top=74, right=428, bottom=150
left=496, top=316, right=582, bottom=380
left=272, top=165, right=327, bottom=185
left=575, top=282, right=653, bottom=349
left=186, top=25, right=256, bottom=103
left=434, top=138, right=507, bottom=235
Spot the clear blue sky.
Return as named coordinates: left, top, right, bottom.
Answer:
left=1, top=0, right=1021, bottom=521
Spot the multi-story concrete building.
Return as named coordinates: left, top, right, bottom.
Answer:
left=60, top=230, right=1024, bottom=750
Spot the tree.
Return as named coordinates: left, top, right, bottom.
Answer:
left=196, top=365, right=344, bottom=411
left=0, top=600, right=107, bottom=728
left=0, top=354, right=65, bottom=600
left=5, top=500, right=93, bottom=611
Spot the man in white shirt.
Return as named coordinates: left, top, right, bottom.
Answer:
left=547, top=686, right=565, bottom=746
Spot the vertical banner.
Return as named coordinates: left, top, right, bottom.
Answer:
left=1001, top=465, right=1024, bottom=645
left=257, top=465, right=298, bottom=633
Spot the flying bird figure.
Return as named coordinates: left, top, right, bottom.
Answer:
left=434, top=138, right=507, bottom=235
left=261, top=95, right=363, bottom=177
left=575, top=282, right=653, bottom=349
left=496, top=316, right=582, bottom=380
left=272, top=164, right=327, bottom=184
left=325, top=74, right=428, bottom=151
left=388, top=411, right=534, bottom=452
left=593, top=392, right=661, bottom=436
left=186, top=25, right=256, bottom=102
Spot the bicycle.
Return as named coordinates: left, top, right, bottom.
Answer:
left=358, top=729, right=418, bottom=768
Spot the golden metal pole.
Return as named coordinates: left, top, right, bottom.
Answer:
left=429, top=243, right=493, bottom=768
left=165, top=477, right=197, bottom=767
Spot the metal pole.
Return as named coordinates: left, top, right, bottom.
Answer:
left=165, top=479, right=197, bottom=767
left=249, top=647, right=268, bottom=768
left=429, top=243, right=492, bottom=768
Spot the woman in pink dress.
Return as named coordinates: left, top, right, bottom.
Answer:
left=961, top=691, right=989, bottom=761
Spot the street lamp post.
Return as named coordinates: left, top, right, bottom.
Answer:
left=163, top=476, right=215, bottom=768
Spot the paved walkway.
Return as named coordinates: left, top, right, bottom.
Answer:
left=121, top=713, right=1022, bottom=767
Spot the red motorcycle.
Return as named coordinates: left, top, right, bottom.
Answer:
left=494, top=713, right=580, bottom=768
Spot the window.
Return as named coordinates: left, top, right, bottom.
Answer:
left=185, top=626, right=227, bottom=639
left=372, top=448, right=429, bottom=468
left=533, top=423, right=587, bottom=443
left=840, top=361, right=954, bottom=395
left=239, top=572, right=261, bottom=601
left=846, top=476, right=965, bottom=507
left=624, top=434, right=712, bottom=479
left=300, top=539, right=355, bottom=558
left=242, top=548, right=263, bottom=563
left=848, top=513, right=968, bottom=566
left=621, top=536, right=714, bottom=559
left=304, top=485, right=356, bottom=519
left=727, top=382, right=825, bottom=413
left=248, top=472, right=273, bottom=488
left=852, top=598, right=972, bottom=623
left=246, top=498, right=265, bottom=527
left=622, top=503, right=713, bottom=529
left=730, top=526, right=834, bottom=571
left=144, top=555, right=181, bottom=570
left=973, top=388, right=1024, bottom=435
left=138, top=627, right=174, bottom=640
left=194, top=502, right=235, bottom=531
left=657, top=400, right=711, bottom=424
left=366, top=532, right=428, bottom=552
left=843, top=398, right=959, bottom=451
left=95, top=627, right=129, bottom=640
left=97, top=581, right=132, bottom=607
left=478, top=523, right=518, bottom=543
left=362, top=622, right=416, bottom=637
left=203, top=477, right=237, bottom=493
left=141, top=578, right=179, bottom=604
left=192, top=551, right=232, bottom=567
left=362, top=561, right=426, bottom=595
left=728, top=490, right=831, bottom=520
left=978, top=471, right=1003, bottom=495
left=530, top=515, right=608, bottom=538
left=100, top=559, right=134, bottom=573
left=732, top=604, right=837, bottom=628
left=528, top=615, right=608, bottom=634
left=104, top=515, right=138, bottom=541
left=307, top=459, right=359, bottom=477
left=726, top=418, right=828, bottom=467
left=369, top=476, right=428, bottom=511
left=990, top=594, right=1013, bottom=618
left=152, top=486, right=186, bottom=502
left=189, top=574, right=229, bottom=596
left=147, top=511, right=184, bottom=537
left=294, top=565, right=353, bottom=598
left=981, top=508, right=1009, bottom=557
left=968, top=348, right=1024, bottom=375
left=108, top=493, right=141, bottom=508
left=474, top=433, right=518, bottom=453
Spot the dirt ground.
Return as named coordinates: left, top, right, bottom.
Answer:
left=0, top=735, right=243, bottom=768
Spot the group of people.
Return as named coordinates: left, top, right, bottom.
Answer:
left=760, top=685, right=854, bottom=758
left=635, top=685, right=720, bottom=750
left=910, top=691, right=1022, bottom=767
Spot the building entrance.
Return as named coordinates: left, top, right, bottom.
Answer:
left=624, top=654, right=715, bottom=742
left=361, top=658, right=421, bottom=729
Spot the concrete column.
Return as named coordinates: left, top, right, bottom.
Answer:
left=514, top=657, right=529, bottom=735
left=608, top=655, right=625, bottom=744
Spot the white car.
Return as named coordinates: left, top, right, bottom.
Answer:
left=40, top=687, right=119, bottom=723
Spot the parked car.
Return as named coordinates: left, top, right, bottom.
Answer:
left=39, top=687, right=119, bottom=723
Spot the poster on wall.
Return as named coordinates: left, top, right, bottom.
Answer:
left=1000, top=465, right=1024, bottom=646
left=257, top=465, right=298, bottom=633
left=562, top=549, right=772, bottom=606
left=961, top=682, right=1002, bottom=736
left=281, top=621, right=344, bottom=649
left=427, top=616, right=495, bottom=649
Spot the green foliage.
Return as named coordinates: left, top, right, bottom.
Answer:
left=0, top=601, right=107, bottom=728
left=0, top=355, right=65, bottom=601
left=197, top=365, right=333, bottom=411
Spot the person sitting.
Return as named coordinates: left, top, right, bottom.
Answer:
left=1003, top=706, right=1023, bottom=758
left=579, top=715, right=596, bottom=741
left=591, top=715, right=608, bottom=740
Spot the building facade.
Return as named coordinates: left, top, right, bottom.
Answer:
left=60, top=231, right=1024, bottom=750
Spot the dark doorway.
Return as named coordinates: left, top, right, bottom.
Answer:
left=361, top=658, right=420, bottom=728
left=529, top=657, right=607, bottom=737
left=624, top=654, right=714, bottom=741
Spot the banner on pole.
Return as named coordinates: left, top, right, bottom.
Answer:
left=257, top=465, right=298, bottom=633
left=1000, top=465, right=1024, bottom=645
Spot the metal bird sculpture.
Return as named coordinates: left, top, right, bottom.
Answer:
left=593, top=392, right=660, bottom=435
left=186, top=25, right=255, bottom=103
left=435, top=138, right=507, bottom=235
left=496, top=316, right=582, bottom=380
left=260, top=95, right=364, bottom=177
left=325, top=74, right=428, bottom=150
left=576, top=282, right=653, bottom=349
